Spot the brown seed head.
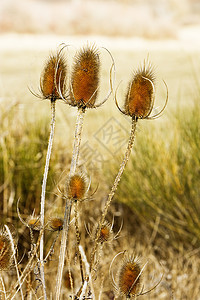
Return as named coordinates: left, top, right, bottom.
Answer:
left=98, top=221, right=113, bottom=244
left=118, top=256, right=141, bottom=298
left=26, top=216, right=41, bottom=231
left=49, top=217, right=63, bottom=231
left=68, top=174, right=86, bottom=201
left=70, top=45, right=100, bottom=108
left=40, top=49, right=67, bottom=101
left=0, top=232, right=13, bottom=270
left=125, top=62, right=155, bottom=119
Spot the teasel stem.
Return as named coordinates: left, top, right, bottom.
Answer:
left=74, top=201, right=84, bottom=283
left=78, top=245, right=95, bottom=300
left=70, top=107, right=86, bottom=176
left=0, top=275, right=6, bottom=299
left=55, top=107, right=85, bottom=300
left=9, top=229, right=44, bottom=300
left=5, top=225, right=24, bottom=300
left=90, top=117, right=138, bottom=273
left=40, top=100, right=56, bottom=300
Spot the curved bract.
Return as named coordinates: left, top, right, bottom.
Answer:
left=115, top=60, right=168, bottom=120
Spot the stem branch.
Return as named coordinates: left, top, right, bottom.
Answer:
left=55, top=107, right=85, bottom=300
left=40, top=100, right=56, bottom=300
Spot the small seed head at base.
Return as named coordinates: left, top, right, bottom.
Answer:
left=70, top=45, right=100, bottom=108
left=117, top=255, right=141, bottom=298
left=97, top=221, right=113, bottom=244
left=48, top=217, right=64, bottom=231
left=67, top=174, right=87, bottom=201
left=40, top=47, right=67, bottom=101
left=0, top=231, right=13, bottom=270
left=26, top=215, right=41, bottom=231
left=125, top=62, right=155, bottom=119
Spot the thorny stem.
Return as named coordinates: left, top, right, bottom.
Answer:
left=5, top=225, right=24, bottom=300
left=70, top=107, right=85, bottom=176
left=90, top=117, right=138, bottom=273
left=74, top=201, right=84, bottom=283
left=55, top=107, right=85, bottom=300
left=0, top=275, right=6, bottom=300
left=40, top=100, right=56, bottom=300
left=79, top=245, right=95, bottom=300
left=44, top=231, right=60, bottom=263
left=10, top=230, right=44, bottom=300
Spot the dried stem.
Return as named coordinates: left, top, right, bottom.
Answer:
left=90, top=117, right=138, bottom=272
left=70, top=107, right=85, bottom=176
left=9, top=230, right=43, bottom=300
left=74, top=201, right=84, bottom=283
left=55, top=107, right=85, bottom=300
left=0, top=275, right=6, bottom=300
left=40, top=100, right=56, bottom=300
left=79, top=245, right=95, bottom=300
left=5, top=225, right=24, bottom=300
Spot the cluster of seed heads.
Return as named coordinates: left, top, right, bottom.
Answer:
left=3, top=42, right=167, bottom=299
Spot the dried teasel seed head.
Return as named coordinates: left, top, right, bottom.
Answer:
left=70, top=45, right=100, bottom=108
left=49, top=217, right=63, bottom=231
left=68, top=174, right=87, bottom=201
left=26, top=215, right=41, bottom=231
left=97, top=221, right=113, bottom=244
left=118, top=255, right=141, bottom=298
left=0, top=232, right=13, bottom=270
left=125, top=62, right=155, bottom=119
left=40, top=47, right=67, bottom=101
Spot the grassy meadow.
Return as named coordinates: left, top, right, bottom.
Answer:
left=0, top=35, right=200, bottom=299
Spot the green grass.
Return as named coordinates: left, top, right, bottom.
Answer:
left=110, top=98, right=200, bottom=248
left=0, top=102, right=67, bottom=222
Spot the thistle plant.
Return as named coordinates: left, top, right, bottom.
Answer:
left=110, top=251, right=163, bottom=299
left=1, top=44, right=169, bottom=299
left=55, top=44, right=114, bottom=299
left=89, top=60, right=168, bottom=281
left=31, top=45, right=67, bottom=299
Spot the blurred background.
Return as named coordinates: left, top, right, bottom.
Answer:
left=0, top=0, right=200, bottom=38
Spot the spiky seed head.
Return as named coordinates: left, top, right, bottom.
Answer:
left=98, top=221, right=113, bottom=244
left=70, top=45, right=100, bottom=108
left=118, top=256, right=141, bottom=298
left=125, top=62, right=155, bottom=119
left=68, top=174, right=86, bottom=201
left=0, top=232, right=13, bottom=270
left=40, top=49, right=67, bottom=101
left=26, top=216, right=41, bottom=231
left=49, top=217, right=63, bottom=231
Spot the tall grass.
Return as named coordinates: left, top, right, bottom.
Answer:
left=0, top=102, right=64, bottom=222
left=112, top=99, right=200, bottom=249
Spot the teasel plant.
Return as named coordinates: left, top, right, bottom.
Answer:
left=55, top=44, right=115, bottom=300
left=0, top=225, right=26, bottom=300
left=89, top=60, right=168, bottom=291
left=30, top=44, right=68, bottom=299
left=110, top=251, right=163, bottom=299
left=85, top=217, right=122, bottom=277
